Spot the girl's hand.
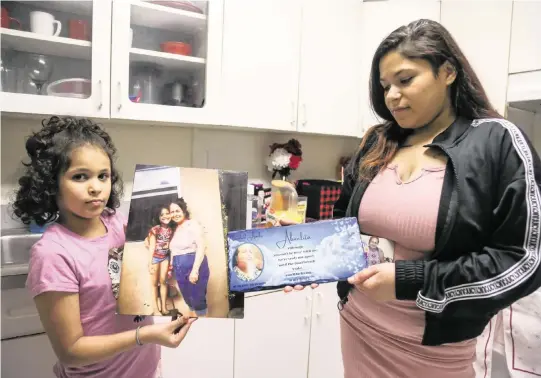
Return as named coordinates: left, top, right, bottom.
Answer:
left=189, top=271, right=199, bottom=284
left=149, top=264, right=156, bottom=274
left=140, top=315, right=196, bottom=348
left=347, top=263, right=396, bottom=301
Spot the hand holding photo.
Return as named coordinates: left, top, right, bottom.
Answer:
left=227, top=217, right=367, bottom=293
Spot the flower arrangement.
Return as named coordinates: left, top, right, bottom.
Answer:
left=266, top=138, right=303, bottom=180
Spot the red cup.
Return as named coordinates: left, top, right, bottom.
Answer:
left=1, top=7, right=21, bottom=29
left=69, top=19, right=90, bottom=40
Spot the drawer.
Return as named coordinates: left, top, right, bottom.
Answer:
left=1, top=333, right=57, bottom=378
left=1, top=274, right=44, bottom=339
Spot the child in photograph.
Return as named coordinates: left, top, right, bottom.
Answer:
left=11, top=116, right=195, bottom=378
left=147, top=206, right=174, bottom=315
left=168, top=198, right=210, bottom=317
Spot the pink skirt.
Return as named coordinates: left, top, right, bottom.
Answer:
left=340, top=288, right=477, bottom=378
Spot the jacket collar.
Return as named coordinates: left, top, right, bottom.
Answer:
left=432, top=116, right=472, bottom=148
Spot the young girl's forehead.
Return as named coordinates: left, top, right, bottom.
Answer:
left=68, top=145, right=110, bottom=169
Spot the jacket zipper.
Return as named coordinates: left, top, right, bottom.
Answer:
left=426, top=143, right=460, bottom=257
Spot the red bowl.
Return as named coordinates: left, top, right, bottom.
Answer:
left=160, top=41, right=192, bottom=56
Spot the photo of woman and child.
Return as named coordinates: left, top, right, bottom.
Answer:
left=117, top=165, right=245, bottom=319
left=143, top=198, right=210, bottom=317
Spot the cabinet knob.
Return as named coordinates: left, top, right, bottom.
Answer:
left=117, top=81, right=122, bottom=111
left=97, top=80, right=103, bottom=110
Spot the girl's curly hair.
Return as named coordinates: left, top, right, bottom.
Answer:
left=11, top=116, right=124, bottom=226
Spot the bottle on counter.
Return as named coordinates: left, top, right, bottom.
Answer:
left=265, top=180, right=302, bottom=226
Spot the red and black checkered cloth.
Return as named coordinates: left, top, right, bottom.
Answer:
left=295, top=179, right=342, bottom=220
left=319, top=185, right=342, bottom=219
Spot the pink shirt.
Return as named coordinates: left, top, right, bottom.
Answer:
left=26, top=211, right=160, bottom=378
left=340, top=164, right=477, bottom=378
left=169, top=219, right=202, bottom=256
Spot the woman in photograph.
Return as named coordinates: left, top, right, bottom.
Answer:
left=232, top=244, right=263, bottom=281
left=168, top=198, right=210, bottom=317
left=285, top=18, right=541, bottom=377
left=147, top=206, right=173, bottom=315
left=366, top=236, right=385, bottom=266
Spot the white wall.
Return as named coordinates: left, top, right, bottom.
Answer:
left=507, top=107, right=541, bottom=152
left=0, top=116, right=360, bottom=207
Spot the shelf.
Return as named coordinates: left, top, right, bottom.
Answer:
left=130, top=1, right=206, bottom=34
left=22, top=1, right=93, bottom=16
left=130, top=47, right=205, bottom=71
left=1, top=28, right=91, bottom=60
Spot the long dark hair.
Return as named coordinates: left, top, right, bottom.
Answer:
left=11, top=116, right=123, bottom=225
left=357, top=19, right=501, bottom=182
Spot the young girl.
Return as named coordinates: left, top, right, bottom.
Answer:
left=12, top=116, right=195, bottom=378
left=147, top=206, right=173, bottom=315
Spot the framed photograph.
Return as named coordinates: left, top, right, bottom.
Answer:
left=116, top=164, right=247, bottom=319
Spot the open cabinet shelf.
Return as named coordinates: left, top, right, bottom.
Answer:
left=130, top=47, right=205, bottom=71
left=1, top=28, right=92, bottom=60
left=130, top=0, right=207, bottom=34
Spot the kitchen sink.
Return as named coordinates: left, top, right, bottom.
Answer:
left=1, top=229, right=42, bottom=276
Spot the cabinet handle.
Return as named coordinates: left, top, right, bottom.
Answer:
left=117, top=81, right=122, bottom=111
left=97, top=80, right=103, bottom=110
left=315, top=291, right=322, bottom=318
left=291, top=101, right=296, bottom=127
left=302, top=103, right=307, bottom=126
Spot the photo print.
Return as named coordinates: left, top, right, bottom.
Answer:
left=116, top=164, right=247, bottom=319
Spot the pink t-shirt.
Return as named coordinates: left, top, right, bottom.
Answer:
left=26, top=210, right=160, bottom=378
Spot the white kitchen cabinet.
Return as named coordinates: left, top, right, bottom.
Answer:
left=234, top=290, right=312, bottom=378
left=359, top=1, right=441, bottom=133
left=508, top=0, right=541, bottom=74
left=440, top=0, right=512, bottom=116
left=307, top=283, right=343, bottom=378
left=110, top=0, right=224, bottom=126
left=1, top=333, right=58, bottom=378
left=220, top=0, right=363, bottom=137
left=219, top=0, right=302, bottom=132
left=0, top=0, right=111, bottom=118
left=159, top=318, right=235, bottom=378
left=296, top=0, right=363, bottom=138
left=234, top=283, right=344, bottom=378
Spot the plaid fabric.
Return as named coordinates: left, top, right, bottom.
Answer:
left=319, top=186, right=341, bottom=219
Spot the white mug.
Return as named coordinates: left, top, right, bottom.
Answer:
left=30, top=11, right=61, bottom=37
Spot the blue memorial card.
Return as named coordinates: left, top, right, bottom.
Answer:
left=227, top=217, right=367, bottom=293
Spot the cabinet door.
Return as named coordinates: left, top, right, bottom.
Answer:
left=441, top=0, right=512, bottom=116
left=234, top=290, right=312, bottom=378
left=1, top=333, right=57, bottom=378
left=159, top=318, right=234, bottom=378
left=508, top=1, right=541, bottom=74
left=0, top=0, right=111, bottom=118
left=219, top=0, right=302, bottom=131
left=359, top=1, right=441, bottom=133
left=307, top=283, right=343, bottom=378
left=110, top=0, right=224, bottom=125
left=297, top=0, right=363, bottom=137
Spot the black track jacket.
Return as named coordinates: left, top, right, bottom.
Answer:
left=334, top=117, right=541, bottom=346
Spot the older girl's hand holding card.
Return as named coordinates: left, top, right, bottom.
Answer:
left=348, top=263, right=396, bottom=301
